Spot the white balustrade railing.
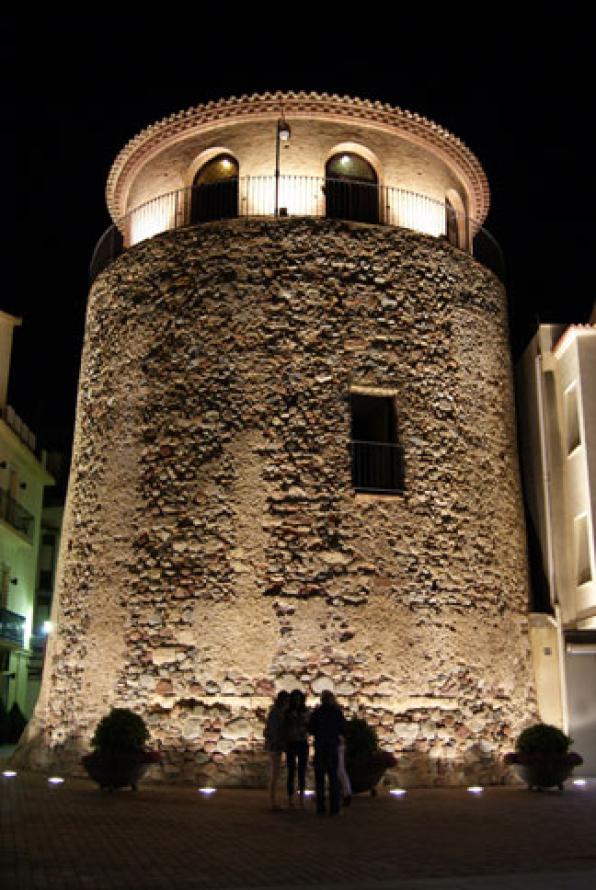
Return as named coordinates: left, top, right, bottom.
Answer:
left=90, top=177, right=503, bottom=282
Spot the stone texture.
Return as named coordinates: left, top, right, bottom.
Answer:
left=21, top=217, right=537, bottom=787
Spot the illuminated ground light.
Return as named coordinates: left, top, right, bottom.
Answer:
left=389, top=788, right=407, bottom=797
left=467, top=785, right=484, bottom=794
left=573, top=778, right=588, bottom=787
left=2, top=770, right=17, bottom=778
left=198, top=787, right=217, bottom=796
left=48, top=776, right=65, bottom=785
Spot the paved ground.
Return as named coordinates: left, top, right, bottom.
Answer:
left=1, top=771, right=596, bottom=889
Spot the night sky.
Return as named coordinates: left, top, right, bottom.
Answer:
left=2, top=15, right=594, bottom=459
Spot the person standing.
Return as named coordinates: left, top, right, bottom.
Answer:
left=264, top=690, right=289, bottom=811
left=337, top=734, right=352, bottom=806
left=285, top=689, right=309, bottom=808
left=308, top=689, right=347, bottom=816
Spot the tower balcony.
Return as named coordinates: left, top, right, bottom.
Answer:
left=90, top=177, right=503, bottom=284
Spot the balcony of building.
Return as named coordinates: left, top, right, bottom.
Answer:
left=0, top=607, right=25, bottom=649
left=90, top=177, right=504, bottom=284
left=0, top=487, right=35, bottom=544
left=1, top=405, right=37, bottom=455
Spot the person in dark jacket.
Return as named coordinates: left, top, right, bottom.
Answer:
left=284, top=689, right=309, bottom=807
left=264, top=690, right=289, bottom=811
left=307, top=689, right=347, bottom=815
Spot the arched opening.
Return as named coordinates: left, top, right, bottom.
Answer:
left=191, top=154, right=239, bottom=223
left=445, top=197, right=459, bottom=246
left=445, top=190, right=468, bottom=250
left=325, top=153, right=379, bottom=223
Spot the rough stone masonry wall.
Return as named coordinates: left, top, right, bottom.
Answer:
left=24, top=217, right=537, bottom=786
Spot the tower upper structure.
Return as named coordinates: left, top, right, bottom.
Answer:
left=103, top=92, right=490, bottom=254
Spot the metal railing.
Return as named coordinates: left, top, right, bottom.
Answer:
left=1, top=405, right=37, bottom=453
left=0, top=487, right=35, bottom=542
left=90, top=177, right=504, bottom=283
left=0, top=607, right=25, bottom=648
left=27, top=632, right=47, bottom=678
left=351, top=440, right=405, bottom=494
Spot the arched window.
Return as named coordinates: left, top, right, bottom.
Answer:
left=191, top=154, right=239, bottom=223
left=445, top=196, right=459, bottom=247
left=325, top=153, right=379, bottom=223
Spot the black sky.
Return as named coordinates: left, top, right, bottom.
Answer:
left=2, top=14, right=594, bottom=457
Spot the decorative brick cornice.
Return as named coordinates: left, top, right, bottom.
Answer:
left=106, top=91, right=490, bottom=224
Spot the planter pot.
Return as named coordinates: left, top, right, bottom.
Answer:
left=82, top=750, right=159, bottom=791
left=505, top=753, right=583, bottom=791
left=347, top=751, right=397, bottom=795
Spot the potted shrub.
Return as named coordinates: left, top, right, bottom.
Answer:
left=82, top=708, right=160, bottom=791
left=344, top=717, right=396, bottom=795
left=504, top=723, right=583, bottom=791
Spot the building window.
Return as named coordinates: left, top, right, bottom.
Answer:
left=1, top=564, right=9, bottom=610
left=325, top=153, right=379, bottom=224
left=575, top=514, right=593, bottom=587
left=350, top=392, right=404, bottom=494
left=190, top=154, right=239, bottom=223
left=565, top=384, right=581, bottom=454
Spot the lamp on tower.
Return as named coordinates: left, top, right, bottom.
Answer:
left=275, top=117, right=292, bottom=217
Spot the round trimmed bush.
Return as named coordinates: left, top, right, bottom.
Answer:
left=345, top=717, right=378, bottom=761
left=516, top=723, right=572, bottom=756
left=91, top=708, right=149, bottom=753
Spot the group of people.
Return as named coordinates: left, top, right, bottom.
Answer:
left=264, top=688, right=352, bottom=816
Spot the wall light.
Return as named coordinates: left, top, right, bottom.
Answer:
left=198, top=786, right=217, bottom=795
left=389, top=788, right=407, bottom=797
left=48, top=776, right=64, bottom=785
left=303, top=789, right=315, bottom=797
left=467, top=786, right=483, bottom=794
left=2, top=770, right=17, bottom=778
left=42, top=621, right=54, bottom=635
left=573, top=778, right=587, bottom=787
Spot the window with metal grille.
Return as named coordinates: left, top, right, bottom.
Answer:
left=350, top=393, right=404, bottom=494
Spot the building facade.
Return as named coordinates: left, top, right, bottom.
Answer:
left=21, top=93, right=536, bottom=786
left=1, top=311, right=54, bottom=722
left=517, top=313, right=596, bottom=774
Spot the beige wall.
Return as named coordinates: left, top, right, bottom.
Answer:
left=1, top=422, right=53, bottom=716
left=554, top=330, right=596, bottom=627
left=23, top=218, right=536, bottom=786
left=528, top=613, right=564, bottom=726
left=0, top=312, right=21, bottom=411
left=518, top=325, right=596, bottom=629
left=517, top=323, right=596, bottom=742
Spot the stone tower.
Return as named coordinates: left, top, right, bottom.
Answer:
left=20, top=92, right=536, bottom=786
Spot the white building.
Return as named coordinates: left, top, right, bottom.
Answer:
left=0, top=310, right=54, bottom=721
left=517, top=306, right=596, bottom=774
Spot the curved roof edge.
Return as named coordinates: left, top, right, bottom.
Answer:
left=106, top=91, right=491, bottom=224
